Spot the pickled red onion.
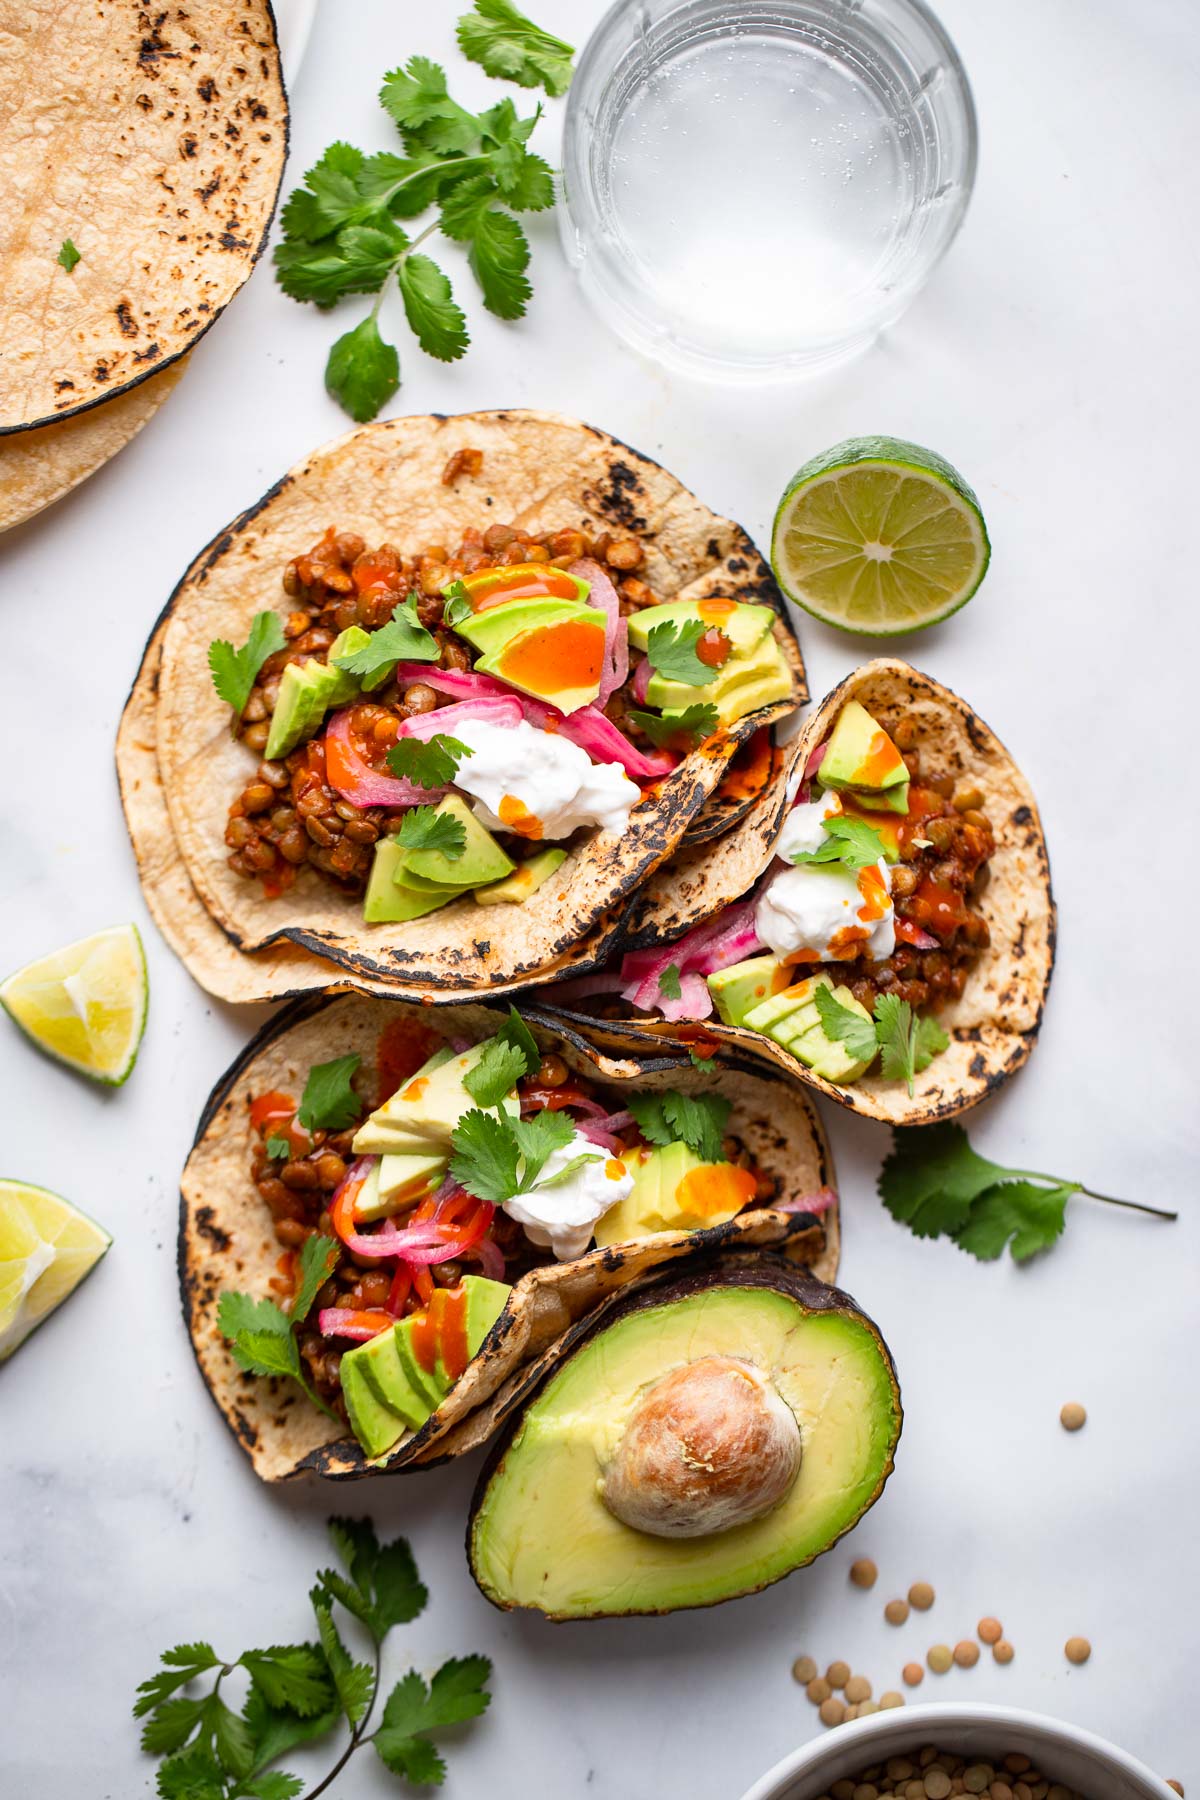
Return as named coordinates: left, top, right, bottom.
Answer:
left=324, top=709, right=447, bottom=808
left=570, top=558, right=628, bottom=704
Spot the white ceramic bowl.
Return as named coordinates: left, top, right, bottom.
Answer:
left=739, top=1704, right=1175, bottom=1800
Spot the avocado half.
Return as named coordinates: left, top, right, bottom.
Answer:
left=467, top=1255, right=901, bottom=1619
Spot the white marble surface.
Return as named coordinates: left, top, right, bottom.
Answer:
left=2, top=1, right=1197, bottom=1794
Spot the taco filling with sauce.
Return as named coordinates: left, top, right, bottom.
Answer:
left=216, top=523, right=794, bottom=921
left=233, top=1008, right=787, bottom=1461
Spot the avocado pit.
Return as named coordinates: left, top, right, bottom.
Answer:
left=599, top=1354, right=803, bottom=1538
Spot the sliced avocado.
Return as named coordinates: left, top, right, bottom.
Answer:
left=837, top=796, right=905, bottom=858
left=707, top=954, right=791, bottom=1027
left=340, top=1348, right=407, bottom=1459
left=265, top=658, right=357, bottom=761
left=819, top=701, right=907, bottom=793
left=828, top=778, right=910, bottom=817
left=355, top=1326, right=428, bottom=1431
left=475, top=611, right=606, bottom=715
left=454, top=597, right=592, bottom=657
left=403, top=796, right=515, bottom=889
left=354, top=1042, right=516, bottom=1155
left=627, top=598, right=775, bottom=658
left=645, top=635, right=792, bottom=725
left=467, top=1258, right=902, bottom=1619
left=327, top=624, right=393, bottom=694
left=593, top=1142, right=754, bottom=1246
left=363, top=839, right=459, bottom=923
left=474, top=847, right=567, bottom=906
left=743, top=975, right=875, bottom=1084
left=432, top=1275, right=511, bottom=1387
left=356, top=1147, right=448, bottom=1220
left=395, top=1315, right=450, bottom=1411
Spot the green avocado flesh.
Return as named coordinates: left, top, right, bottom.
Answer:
left=708, top=954, right=789, bottom=1026
left=404, top=797, right=514, bottom=888
left=455, top=597, right=590, bottom=656
left=734, top=973, right=875, bottom=1084
left=819, top=701, right=906, bottom=793
left=342, top=1274, right=512, bottom=1458
left=362, top=800, right=513, bottom=922
left=469, top=1279, right=901, bottom=1617
left=626, top=598, right=775, bottom=657
left=645, top=634, right=792, bottom=725
left=265, top=655, right=358, bottom=760
left=473, top=847, right=567, bottom=905
left=353, top=1041, right=517, bottom=1156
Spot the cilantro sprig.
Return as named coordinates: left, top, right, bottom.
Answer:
left=57, top=237, right=81, bottom=273
left=217, top=1235, right=342, bottom=1422
left=397, top=807, right=467, bottom=859
left=627, top=1089, right=730, bottom=1164
left=273, top=3, right=574, bottom=420
left=298, top=1055, right=363, bottom=1132
left=814, top=986, right=949, bottom=1094
left=879, top=1122, right=1176, bottom=1264
left=332, top=596, right=438, bottom=681
left=658, top=963, right=682, bottom=1002
left=209, top=612, right=286, bottom=715
left=134, top=1518, right=491, bottom=1797
left=790, top=814, right=887, bottom=873
left=644, top=618, right=714, bottom=687
left=386, top=733, right=473, bottom=790
left=451, top=1011, right=589, bottom=1200
left=629, top=703, right=720, bottom=749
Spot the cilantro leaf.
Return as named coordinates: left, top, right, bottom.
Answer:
left=645, top=618, right=712, bottom=687
left=531, top=1148, right=602, bottom=1191
left=57, top=237, right=81, bottom=272
left=386, top=733, right=473, bottom=789
left=449, top=1108, right=521, bottom=1202
left=134, top=1645, right=221, bottom=1718
left=374, top=1656, right=492, bottom=1783
left=241, top=1681, right=340, bottom=1772
left=333, top=596, right=438, bottom=678
left=814, top=984, right=879, bottom=1067
left=298, top=1055, right=362, bottom=1131
left=439, top=177, right=533, bottom=318
left=290, top=1235, right=340, bottom=1326
left=238, top=1647, right=334, bottom=1719
left=278, top=141, right=376, bottom=241
left=441, top=578, right=474, bottom=628
left=659, top=963, right=682, bottom=1001
left=688, top=1046, right=718, bottom=1074
left=140, top=1698, right=206, bottom=1755
left=208, top=612, right=286, bottom=715
left=457, top=0, right=575, bottom=96
left=398, top=806, right=468, bottom=859
left=879, top=1122, right=1010, bottom=1221
left=463, top=1038, right=527, bottom=1110
left=265, top=1135, right=290, bottom=1162
left=878, top=1125, right=1087, bottom=1264
left=954, top=1180, right=1072, bottom=1263
left=240, top=1776, right=305, bottom=1800
left=322, top=1518, right=429, bottom=1643
left=629, top=704, right=719, bottom=749
left=212, top=1697, right=256, bottom=1778
left=628, top=1090, right=729, bottom=1162
left=155, top=1744, right=226, bottom=1800
left=380, top=56, right=481, bottom=154
left=496, top=1006, right=542, bottom=1078
left=310, top=1587, right=374, bottom=1726
left=790, top=814, right=887, bottom=872
left=325, top=314, right=401, bottom=423
left=874, top=994, right=949, bottom=1095
left=276, top=219, right=410, bottom=307
left=510, top=1108, right=575, bottom=1185
left=216, top=1291, right=337, bottom=1420
left=398, top=254, right=469, bottom=361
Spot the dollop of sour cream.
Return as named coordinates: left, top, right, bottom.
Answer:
left=775, top=788, right=843, bottom=861
left=503, top=1129, right=634, bottom=1261
left=450, top=718, right=639, bottom=841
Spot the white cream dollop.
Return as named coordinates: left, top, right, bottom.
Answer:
left=502, top=1129, right=634, bottom=1261
left=449, top=718, right=639, bottom=841
left=756, top=858, right=895, bottom=963
left=774, top=788, right=843, bottom=862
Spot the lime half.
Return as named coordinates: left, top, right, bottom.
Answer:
left=0, top=1179, right=111, bottom=1360
left=772, top=436, right=990, bottom=636
left=0, top=923, right=148, bottom=1085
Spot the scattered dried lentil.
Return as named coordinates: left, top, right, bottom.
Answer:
left=902, top=1661, right=925, bottom=1686
left=1166, top=1783, right=1184, bottom=1796
left=1060, top=1402, right=1087, bottom=1431
left=826, top=1660, right=851, bottom=1689
left=978, top=1617, right=1003, bottom=1644
left=1064, top=1636, right=1091, bottom=1664
left=909, top=1580, right=936, bottom=1610
left=954, top=1639, right=981, bottom=1667
left=993, top=1640, right=1015, bottom=1664
left=885, top=1598, right=910, bottom=1625
left=793, top=1654, right=818, bottom=1684
left=850, top=1557, right=879, bottom=1589
left=807, top=1676, right=832, bottom=1703
left=845, top=1673, right=872, bottom=1703
left=927, top=1644, right=954, bottom=1673
left=819, top=1696, right=847, bottom=1726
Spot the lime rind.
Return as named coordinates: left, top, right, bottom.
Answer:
left=0, top=923, right=148, bottom=1086
left=771, top=435, right=990, bottom=638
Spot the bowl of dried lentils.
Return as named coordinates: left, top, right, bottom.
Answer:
left=738, top=1705, right=1178, bottom=1800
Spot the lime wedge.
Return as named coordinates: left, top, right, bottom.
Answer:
left=0, top=923, right=148, bottom=1084
left=0, top=1179, right=111, bottom=1360
left=772, top=436, right=990, bottom=636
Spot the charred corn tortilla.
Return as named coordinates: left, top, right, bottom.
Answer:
left=548, top=661, right=1056, bottom=1125
left=180, top=994, right=838, bottom=1482
left=0, top=0, right=285, bottom=433
left=142, top=409, right=806, bottom=997
left=0, top=357, right=188, bottom=533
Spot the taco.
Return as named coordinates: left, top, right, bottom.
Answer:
left=129, top=409, right=806, bottom=1000
left=545, top=659, right=1056, bottom=1124
left=0, top=1, right=285, bottom=433
left=181, top=993, right=839, bottom=1482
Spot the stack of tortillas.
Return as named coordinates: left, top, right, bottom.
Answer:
left=0, top=0, right=287, bottom=532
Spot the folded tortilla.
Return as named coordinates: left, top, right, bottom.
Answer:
left=134, top=409, right=805, bottom=999
left=180, top=994, right=839, bottom=1482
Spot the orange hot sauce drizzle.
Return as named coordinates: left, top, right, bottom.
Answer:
left=498, top=795, right=544, bottom=839
left=496, top=617, right=604, bottom=696
left=249, top=1090, right=296, bottom=1132
left=376, top=1019, right=441, bottom=1103
left=410, top=1286, right=470, bottom=1379
left=676, top=1162, right=757, bottom=1219
left=855, top=728, right=907, bottom=790
left=462, top=564, right=580, bottom=613
left=717, top=727, right=774, bottom=802
left=697, top=597, right=736, bottom=621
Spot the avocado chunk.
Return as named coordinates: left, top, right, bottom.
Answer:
left=644, top=634, right=792, bottom=725
left=403, top=796, right=514, bottom=889
left=474, top=847, right=567, bottom=906
left=475, top=610, right=606, bottom=715
left=454, top=597, right=592, bottom=657
left=355, top=1147, right=448, bottom=1220
left=265, top=657, right=358, bottom=761
left=467, top=1258, right=902, bottom=1619
left=627, top=598, right=775, bottom=658
left=393, top=1276, right=513, bottom=1419
left=355, top=1326, right=429, bottom=1431
left=743, top=975, right=875, bottom=1083
left=363, top=839, right=459, bottom=923
left=395, top=1315, right=448, bottom=1411
left=707, top=954, right=791, bottom=1027
left=340, top=1348, right=407, bottom=1459
left=353, top=1042, right=516, bottom=1155
left=819, top=701, right=907, bottom=794
left=593, top=1141, right=755, bottom=1246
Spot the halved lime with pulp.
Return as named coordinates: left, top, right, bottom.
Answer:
left=0, top=1179, right=111, bottom=1360
left=0, top=923, right=148, bottom=1084
left=772, top=436, right=990, bottom=636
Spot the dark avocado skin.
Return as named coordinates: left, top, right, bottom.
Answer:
left=466, top=1252, right=903, bottom=1619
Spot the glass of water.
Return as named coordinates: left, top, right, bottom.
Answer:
left=559, top=0, right=977, bottom=378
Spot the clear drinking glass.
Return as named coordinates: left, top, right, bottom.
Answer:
left=559, top=0, right=978, bottom=379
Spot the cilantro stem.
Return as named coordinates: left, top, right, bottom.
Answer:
left=304, top=1639, right=382, bottom=1800
left=1012, top=1172, right=1178, bottom=1221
